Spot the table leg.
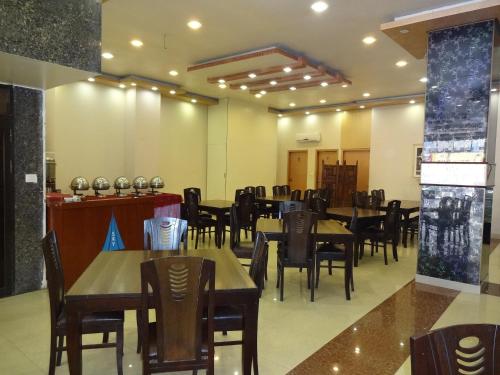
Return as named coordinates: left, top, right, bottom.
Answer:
left=345, top=240, right=353, bottom=300
left=353, top=235, right=359, bottom=267
left=66, top=306, right=82, bottom=375
left=215, top=211, right=223, bottom=249
left=242, top=298, right=259, bottom=375
left=402, top=212, right=410, bottom=248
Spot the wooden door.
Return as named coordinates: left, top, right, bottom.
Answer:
left=316, top=150, right=338, bottom=188
left=343, top=149, right=370, bottom=191
left=288, top=151, right=308, bottom=191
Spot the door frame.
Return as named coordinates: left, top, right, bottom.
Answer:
left=287, top=150, right=308, bottom=190
left=315, top=149, right=338, bottom=188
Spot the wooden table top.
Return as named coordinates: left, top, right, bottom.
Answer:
left=256, top=195, right=292, bottom=203
left=257, top=218, right=352, bottom=236
left=327, top=207, right=385, bottom=220
left=198, top=200, right=234, bottom=209
left=66, top=249, right=256, bottom=300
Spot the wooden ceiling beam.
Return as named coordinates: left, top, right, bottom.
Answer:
left=229, top=70, right=325, bottom=89
left=249, top=75, right=347, bottom=94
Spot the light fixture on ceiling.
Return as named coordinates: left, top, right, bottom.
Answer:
left=362, top=36, right=377, bottom=45
left=419, top=77, right=428, bottom=83
left=305, top=111, right=310, bottom=115
left=289, top=86, right=297, bottom=91
left=278, top=114, right=283, bottom=117
left=248, top=73, right=257, bottom=79
left=255, top=93, right=262, bottom=98
left=130, top=82, right=137, bottom=86
left=400, top=29, right=409, bottom=34
left=218, top=83, right=227, bottom=89
left=102, top=52, right=114, bottom=59
left=151, top=86, right=158, bottom=91
left=187, top=20, right=202, bottom=30
left=304, top=75, right=312, bottom=80
left=363, top=92, right=370, bottom=97
left=289, top=102, right=296, bottom=107
left=240, top=85, right=248, bottom=90
left=320, top=99, right=326, bottom=104
left=359, top=105, right=365, bottom=109
left=311, top=1, right=329, bottom=13
left=283, top=66, right=292, bottom=73
left=341, top=83, right=348, bottom=88
left=119, top=84, right=126, bottom=89
left=169, top=70, right=179, bottom=76
left=395, top=60, right=408, bottom=67
left=218, top=79, right=226, bottom=84
left=336, top=108, right=341, bottom=112
left=320, top=82, right=328, bottom=87
left=87, top=77, right=95, bottom=82
left=191, top=98, right=197, bottom=103
left=260, top=90, right=267, bottom=95
left=270, top=80, right=278, bottom=86
left=130, top=39, right=143, bottom=48
left=169, top=90, right=176, bottom=95
left=409, top=99, right=416, bottom=104
left=491, top=88, right=498, bottom=92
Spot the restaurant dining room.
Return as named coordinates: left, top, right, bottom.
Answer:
left=2, top=0, right=500, bottom=374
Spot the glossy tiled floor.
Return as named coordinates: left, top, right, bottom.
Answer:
left=1, top=232, right=499, bottom=375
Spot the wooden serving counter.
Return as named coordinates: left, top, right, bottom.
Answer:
left=46, top=193, right=182, bottom=289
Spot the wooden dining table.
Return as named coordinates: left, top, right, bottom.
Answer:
left=198, top=200, right=234, bottom=248
left=256, top=218, right=354, bottom=299
left=379, top=200, right=420, bottom=248
left=65, top=248, right=259, bottom=375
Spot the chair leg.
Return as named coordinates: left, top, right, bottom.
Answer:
left=315, top=258, right=321, bottom=288
left=136, top=310, right=142, bottom=354
left=276, top=263, right=280, bottom=289
left=306, top=267, right=311, bottom=289
left=392, top=240, right=398, bottom=262
left=103, top=332, right=109, bottom=343
left=195, top=228, right=199, bottom=249
left=56, top=335, right=64, bottom=366
left=280, top=266, right=284, bottom=301
left=49, top=332, right=57, bottom=375
left=383, top=242, right=388, bottom=265
left=116, top=326, right=124, bottom=375
left=310, top=266, right=315, bottom=302
left=328, top=260, right=333, bottom=275
left=264, top=252, right=268, bottom=281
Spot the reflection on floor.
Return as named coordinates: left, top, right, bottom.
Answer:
left=0, top=232, right=499, bottom=375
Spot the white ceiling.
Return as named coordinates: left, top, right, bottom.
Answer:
left=102, top=0, right=466, bottom=109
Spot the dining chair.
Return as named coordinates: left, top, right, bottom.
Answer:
left=315, top=207, right=356, bottom=300
left=42, top=231, right=124, bottom=375
left=183, top=187, right=212, bottom=238
left=255, top=185, right=274, bottom=218
left=290, top=189, right=301, bottom=201
left=370, top=189, right=382, bottom=209
left=378, top=188, right=385, bottom=201
left=410, top=324, right=500, bottom=374
left=277, top=210, right=318, bottom=301
left=310, top=197, right=328, bottom=220
left=255, top=185, right=266, bottom=198
left=236, top=192, right=257, bottom=240
left=234, top=188, right=245, bottom=202
left=278, top=200, right=304, bottom=219
left=272, top=185, right=282, bottom=197
left=282, top=185, right=291, bottom=195
left=244, top=186, right=256, bottom=195
left=303, top=189, right=315, bottom=209
left=140, top=256, right=215, bottom=375
left=144, top=217, right=188, bottom=250
left=186, top=191, right=218, bottom=249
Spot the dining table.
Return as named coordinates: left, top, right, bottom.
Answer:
left=256, top=218, right=354, bottom=299
left=65, top=248, right=259, bottom=375
left=379, top=200, right=420, bottom=248
left=198, top=200, right=234, bottom=248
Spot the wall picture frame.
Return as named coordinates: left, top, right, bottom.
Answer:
left=414, top=144, right=423, bottom=177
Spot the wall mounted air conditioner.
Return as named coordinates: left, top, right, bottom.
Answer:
left=296, top=132, right=321, bottom=142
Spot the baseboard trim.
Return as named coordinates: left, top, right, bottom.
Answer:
left=415, top=274, right=480, bottom=294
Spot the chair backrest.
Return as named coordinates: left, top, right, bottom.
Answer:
left=272, top=185, right=282, bottom=197
left=42, top=231, right=65, bottom=327
left=144, top=217, right=188, bottom=251
left=290, top=189, right=301, bottom=201
left=282, top=185, right=291, bottom=195
left=378, top=189, right=385, bottom=201
left=249, top=232, right=269, bottom=297
left=354, top=191, right=369, bottom=208
left=279, top=200, right=304, bottom=218
left=236, top=192, right=256, bottom=227
left=255, top=185, right=266, bottom=198
left=282, top=210, right=318, bottom=263
left=229, top=204, right=240, bottom=250
left=140, top=256, right=215, bottom=364
left=185, top=191, right=201, bottom=225
left=311, top=197, right=328, bottom=220
left=384, top=200, right=401, bottom=237
left=234, top=188, right=245, bottom=202
left=244, top=186, right=256, bottom=195
left=370, top=191, right=382, bottom=209
left=303, top=189, right=315, bottom=209
left=349, top=206, right=358, bottom=232
left=184, top=187, right=201, bottom=203
left=410, top=324, right=500, bottom=375
left=316, top=188, right=331, bottom=207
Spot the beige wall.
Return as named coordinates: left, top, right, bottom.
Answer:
left=206, top=99, right=228, bottom=199
left=340, top=109, right=371, bottom=150
left=369, top=103, right=424, bottom=200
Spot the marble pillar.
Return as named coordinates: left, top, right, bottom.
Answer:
left=417, top=21, right=497, bottom=292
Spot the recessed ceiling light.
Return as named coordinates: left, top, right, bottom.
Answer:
left=169, top=90, right=176, bottom=95
left=419, top=77, right=428, bottom=83
left=218, top=83, right=227, bottom=89
left=363, top=92, right=370, bottom=97
left=491, top=88, right=498, bottom=92
left=289, top=102, right=296, bottom=107
left=151, top=86, right=158, bottom=91
left=409, top=99, right=416, bottom=104
left=305, top=111, right=310, bottom=115
left=130, top=82, right=136, bottom=86
left=432, top=85, right=438, bottom=89
left=102, top=52, right=114, bottom=59
left=362, top=36, right=377, bottom=45
left=270, top=80, right=278, bottom=86
left=395, top=60, right=408, bottom=67
left=191, top=98, right=197, bottom=103
left=320, top=82, right=328, bottom=87
left=187, top=20, right=202, bottom=30
left=278, top=114, right=283, bottom=117
left=336, top=108, right=341, bottom=112
left=130, top=39, right=143, bottom=48
left=169, top=70, right=179, bottom=76
left=400, top=29, right=409, bottom=34
left=304, top=75, right=312, bottom=80
left=218, top=79, right=226, bottom=84
left=248, top=73, right=257, bottom=79
left=87, top=77, right=95, bottom=82
left=311, top=1, right=329, bottom=13
left=260, top=90, right=267, bottom=95
left=320, top=99, right=326, bottom=104
left=342, top=84, right=348, bottom=88
left=119, top=83, right=126, bottom=89
left=255, top=93, right=262, bottom=98
left=359, top=105, right=365, bottom=109
left=240, top=85, right=248, bottom=90
left=289, top=86, right=297, bottom=91
left=283, top=66, right=292, bottom=73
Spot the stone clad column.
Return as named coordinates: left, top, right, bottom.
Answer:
left=417, top=20, right=497, bottom=293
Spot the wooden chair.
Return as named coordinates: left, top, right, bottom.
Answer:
left=278, top=200, right=304, bottom=219
left=290, top=189, right=301, bottom=201
left=244, top=186, right=256, bottom=195
left=234, top=188, right=245, bottom=202
left=255, top=185, right=266, bottom=198
left=303, top=189, right=315, bottom=209
left=315, top=207, right=356, bottom=300
left=255, top=185, right=274, bottom=218
left=42, top=231, right=124, bottom=375
left=186, top=191, right=217, bottom=249
left=370, top=189, right=382, bottom=209
left=140, top=256, right=215, bottom=375
left=276, top=210, right=318, bottom=301
left=272, top=185, right=283, bottom=197
left=236, top=192, right=257, bottom=240
left=410, top=324, right=500, bottom=374
left=378, top=188, right=385, bottom=201
left=144, top=217, right=188, bottom=251
left=310, top=197, right=328, bottom=220
left=282, top=185, right=291, bottom=195
left=352, top=191, right=369, bottom=208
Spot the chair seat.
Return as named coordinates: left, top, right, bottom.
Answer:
left=316, top=243, right=347, bottom=261
left=56, top=311, right=124, bottom=334
left=198, top=217, right=217, bottom=227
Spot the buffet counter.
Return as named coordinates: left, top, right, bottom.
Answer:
left=46, top=193, right=182, bottom=289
